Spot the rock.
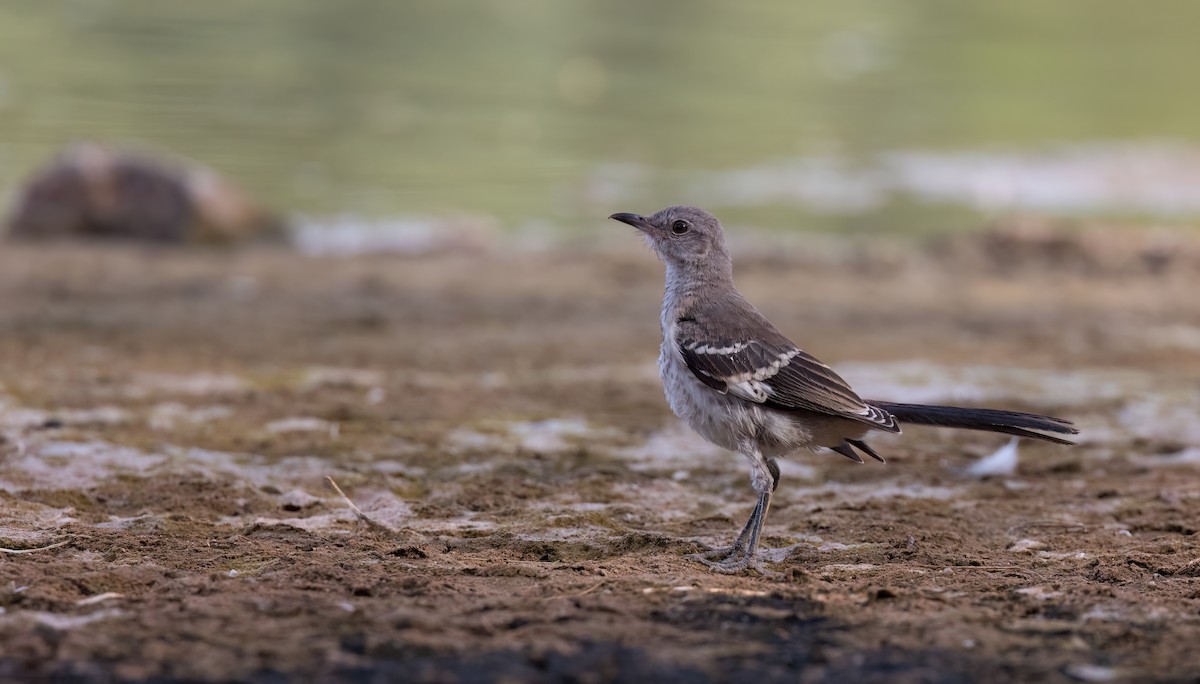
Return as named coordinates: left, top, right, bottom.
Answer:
left=4, top=143, right=285, bottom=245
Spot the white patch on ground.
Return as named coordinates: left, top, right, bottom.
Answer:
left=1134, top=447, right=1200, bottom=467
left=786, top=482, right=964, bottom=509
left=1008, top=539, right=1046, bottom=553
left=443, top=418, right=623, bottom=456
left=526, top=497, right=629, bottom=514
left=126, top=372, right=248, bottom=398
left=509, top=419, right=592, bottom=452
left=966, top=438, right=1020, bottom=477
left=1118, top=392, right=1200, bottom=445
left=148, top=403, right=232, bottom=430
left=298, top=366, right=385, bottom=390
left=2, top=385, right=228, bottom=431
left=345, top=490, right=413, bottom=527
left=170, top=447, right=351, bottom=491
left=442, top=428, right=506, bottom=454
left=618, top=423, right=728, bottom=471
left=515, top=529, right=606, bottom=543
left=524, top=418, right=623, bottom=452
left=265, top=417, right=337, bottom=434
left=777, top=459, right=820, bottom=482
left=0, top=499, right=76, bottom=545
left=406, top=514, right=498, bottom=533
left=232, top=489, right=413, bottom=532
left=241, top=513, right=354, bottom=532
left=0, top=406, right=130, bottom=429
left=1081, top=604, right=1129, bottom=622
left=405, top=364, right=658, bottom=391
left=815, top=541, right=872, bottom=552
left=1063, top=664, right=1120, bottom=683
left=0, top=439, right=420, bottom=537
left=1014, top=586, right=1064, bottom=600
left=0, top=440, right=167, bottom=492
left=610, top=480, right=712, bottom=522
left=95, top=515, right=164, bottom=531
left=4, top=609, right=125, bottom=631
left=280, top=489, right=322, bottom=510
left=1037, top=550, right=1088, bottom=560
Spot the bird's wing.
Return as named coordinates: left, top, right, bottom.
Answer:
left=677, top=332, right=900, bottom=433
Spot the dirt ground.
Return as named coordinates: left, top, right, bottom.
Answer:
left=2, top=232, right=1200, bottom=682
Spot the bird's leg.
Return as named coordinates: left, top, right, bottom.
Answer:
left=687, top=491, right=772, bottom=573
left=742, top=489, right=772, bottom=562
left=687, top=449, right=778, bottom=573
left=729, top=492, right=767, bottom=553
left=689, top=492, right=764, bottom=561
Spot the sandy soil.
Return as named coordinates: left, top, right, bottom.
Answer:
left=1, top=237, right=1200, bottom=682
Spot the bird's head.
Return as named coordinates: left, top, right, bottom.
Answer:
left=609, top=205, right=732, bottom=276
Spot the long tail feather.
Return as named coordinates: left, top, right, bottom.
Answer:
left=867, top=401, right=1078, bottom=446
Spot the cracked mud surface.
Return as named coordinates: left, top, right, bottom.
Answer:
left=1, top=241, right=1199, bottom=682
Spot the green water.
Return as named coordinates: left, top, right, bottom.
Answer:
left=1, top=1, right=1198, bottom=234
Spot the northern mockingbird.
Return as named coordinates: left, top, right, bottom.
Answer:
left=609, top=205, right=1078, bottom=573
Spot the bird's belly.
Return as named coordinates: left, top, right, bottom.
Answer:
left=659, top=344, right=825, bottom=456
left=658, top=346, right=756, bottom=452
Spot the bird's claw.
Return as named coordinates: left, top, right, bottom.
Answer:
left=685, top=548, right=780, bottom=577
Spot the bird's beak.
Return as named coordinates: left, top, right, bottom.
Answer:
left=609, top=212, right=652, bottom=232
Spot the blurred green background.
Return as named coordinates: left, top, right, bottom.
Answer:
left=1, top=0, right=1198, bottom=236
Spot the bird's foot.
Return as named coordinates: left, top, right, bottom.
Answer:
left=685, top=547, right=780, bottom=577
left=686, top=543, right=744, bottom=562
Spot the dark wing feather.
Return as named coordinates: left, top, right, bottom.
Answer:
left=679, top=337, right=900, bottom=432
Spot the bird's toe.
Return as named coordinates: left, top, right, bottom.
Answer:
left=686, top=548, right=781, bottom=576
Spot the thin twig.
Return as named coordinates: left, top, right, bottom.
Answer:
left=0, top=539, right=70, bottom=554
left=76, top=592, right=123, bottom=606
left=574, top=580, right=608, bottom=597
left=1008, top=521, right=1088, bottom=535
left=325, top=476, right=398, bottom=535
left=544, top=580, right=610, bottom=601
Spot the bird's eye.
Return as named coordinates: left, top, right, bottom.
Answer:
left=671, top=220, right=689, bottom=234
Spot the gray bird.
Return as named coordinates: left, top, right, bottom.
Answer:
left=610, top=206, right=1078, bottom=573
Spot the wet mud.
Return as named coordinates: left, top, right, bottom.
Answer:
left=1, top=240, right=1199, bottom=682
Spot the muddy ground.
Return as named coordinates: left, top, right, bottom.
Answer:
left=1, top=233, right=1199, bottom=682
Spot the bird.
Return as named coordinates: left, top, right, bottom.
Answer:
left=609, top=206, right=1078, bottom=573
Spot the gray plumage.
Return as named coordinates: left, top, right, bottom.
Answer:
left=610, top=206, right=1078, bottom=573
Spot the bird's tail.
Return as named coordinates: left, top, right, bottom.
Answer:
left=866, top=401, right=1079, bottom=445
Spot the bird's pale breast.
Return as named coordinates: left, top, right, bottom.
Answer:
left=660, top=330, right=831, bottom=456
